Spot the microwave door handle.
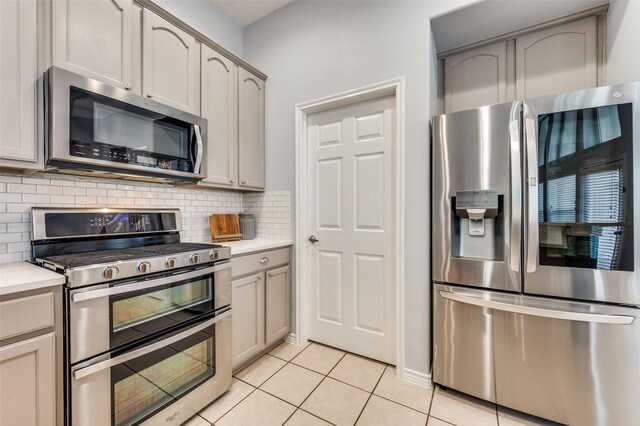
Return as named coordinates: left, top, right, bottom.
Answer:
left=72, top=309, right=231, bottom=381
left=71, top=262, right=230, bottom=303
left=509, top=100, right=522, bottom=272
left=193, top=124, right=203, bottom=174
left=523, top=101, right=538, bottom=273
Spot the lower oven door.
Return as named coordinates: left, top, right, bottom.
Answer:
left=70, top=310, right=232, bottom=426
left=68, top=262, right=231, bottom=364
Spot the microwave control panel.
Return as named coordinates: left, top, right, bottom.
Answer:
left=70, top=141, right=193, bottom=172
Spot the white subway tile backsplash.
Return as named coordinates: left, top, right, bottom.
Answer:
left=0, top=173, right=292, bottom=264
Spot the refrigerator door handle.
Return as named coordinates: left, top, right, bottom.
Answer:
left=439, top=291, right=635, bottom=325
left=508, top=101, right=522, bottom=272
left=523, top=101, right=538, bottom=273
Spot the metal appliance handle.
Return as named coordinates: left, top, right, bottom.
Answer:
left=508, top=101, right=522, bottom=272
left=439, top=291, right=634, bottom=325
left=523, top=101, right=538, bottom=273
left=193, top=124, right=203, bottom=174
left=71, top=262, right=230, bottom=303
left=72, top=309, right=231, bottom=381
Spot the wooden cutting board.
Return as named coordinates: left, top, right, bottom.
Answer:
left=209, top=214, right=242, bottom=242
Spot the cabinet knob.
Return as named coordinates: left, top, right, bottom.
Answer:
left=147, top=93, right=153, bottom=98
left=124, top=84, right=131, bottom=91
left=257, top=275, right=263, bottom=280
left=259, top=257, right=269, bottom=264
left=241, top=180, right=247, bottom=185
left=230, top=179, right=234, bottom=183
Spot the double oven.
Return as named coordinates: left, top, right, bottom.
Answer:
left=32, top=208, right=232, bottom=426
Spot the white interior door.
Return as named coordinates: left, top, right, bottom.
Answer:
left=306, top=95, right=396, bottom=364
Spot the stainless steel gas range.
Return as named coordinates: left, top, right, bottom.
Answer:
left=31, top=208, right=232, bottom=426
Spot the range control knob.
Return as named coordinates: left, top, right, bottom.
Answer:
left=103, top=266, right=119, bottom=280
left=190, top=253, right=200, bottom=264
left=137, top=261, right=151, bottom=273
left=209, top=250, right=219, bottom=261
left=165, top=257, right=177, bottom=268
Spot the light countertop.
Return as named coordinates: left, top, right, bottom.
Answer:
left=0, top=261, right=65, bottom=296
left=223, top=238, right=293, bottom=256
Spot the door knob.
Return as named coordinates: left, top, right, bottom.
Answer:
left=308, top=235, right=319, bottom=243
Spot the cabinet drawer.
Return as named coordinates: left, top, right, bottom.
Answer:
left=231, top=248, right=290, bottom=278
left=0, top=293, right=54, bottom=340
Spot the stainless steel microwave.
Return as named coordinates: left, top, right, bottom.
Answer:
left=44, top=66, right=207, bottom=182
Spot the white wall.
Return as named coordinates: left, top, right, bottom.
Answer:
left=152, top=0, right=243, bottom=57
left=607, top=0, right=640, bottom=84
left=243, top=0, right=475, bottom=377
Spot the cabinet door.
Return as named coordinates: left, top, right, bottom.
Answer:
left=443, top=41, right=509, bottom=113
left=516, top=16, right=598, bottom=99
left=201, top=45, right=238, bottom=187
left=0, top=0, right=38, bottom=166
left=0, top=333, right=55, bottom=426
left=238, top=67, right=265, bottom=190
left=231, top=273, right=265, bottom=368
left=265, top=265, right=291, bottom=346
left=143, top=10, right=200, bottom=114
left=52, top=0, right=134, bottom=90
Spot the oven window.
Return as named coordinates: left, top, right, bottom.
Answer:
left=112, top=279, right=210, bottom=332
left=110, top=272, right=216, bottom=350
left=111, top=325, right=216, bottom=426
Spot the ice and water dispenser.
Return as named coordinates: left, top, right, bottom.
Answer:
left=451, top=190, right=503, bottom=261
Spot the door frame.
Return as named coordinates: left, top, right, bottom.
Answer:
left=294, top=77, right=406, bottom=376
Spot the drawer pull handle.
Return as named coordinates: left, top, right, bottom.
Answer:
left=260, top=257, right=269, bottom=264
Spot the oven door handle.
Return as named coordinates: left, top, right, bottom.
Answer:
left=73, top=309, right=231, bottom=381
left=71, top=262, right=230, bottom=303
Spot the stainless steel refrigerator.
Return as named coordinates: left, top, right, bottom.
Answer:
left=431, top=82, right=639, bottom=425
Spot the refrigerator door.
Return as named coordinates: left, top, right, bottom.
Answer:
left=434, top=284, right=640, bottom=426
left=432, top=101, right=522, bottom=292
left=522, top=82, right=640, bottom=305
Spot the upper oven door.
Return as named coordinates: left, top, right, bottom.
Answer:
left=68, top=262, right=231, bottom=364
left=46, top=66, right=206, bottom=179
left=522, top=81, right=639, bottom=305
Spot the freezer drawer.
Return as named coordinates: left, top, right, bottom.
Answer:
left=433, top=284, right=640, bottom=426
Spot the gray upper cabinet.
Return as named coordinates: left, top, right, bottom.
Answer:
left=238, top=67, right=266, bottom=190
left=52, top=0, right=134, bottom=91
left=440, top=14, right=604, bottom=113
left=200, top=45, right=238, bottom=188
left=515, top=16, right=598, bottom=99
left=0, top=0, right=40, bottom=168
left=142, top=9, right=200, bottom=114
left=443, top=41, right=510, bottom=113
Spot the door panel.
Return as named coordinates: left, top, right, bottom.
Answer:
left=432, top=101, right=521, bottom=292
left=200, top=45, right=238, bottom=187
left=238, top=68, right=265, bottom=189
left=516, top=16, right=598, bottom=99
left=143, top=10, right=199, bottom=114
left=265, top=265, right=291, bottom=346
left=231, top=273, right=264, bottom=367
left=523, top=82, right=640, bottom=305
left=444, top=41, right=509, bottom=113
left=307, top=96, right=396, bottom=364
left=53, top=0, right=133, bottom=90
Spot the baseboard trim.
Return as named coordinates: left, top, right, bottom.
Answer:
left=400, top=367, right=433, bottom=389
left=285, top=332, right=297, bottom=344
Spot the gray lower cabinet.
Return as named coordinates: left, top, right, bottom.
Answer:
left=231, top=248, right=291, bottom=369
left=0, top=287, right=62, bottom=426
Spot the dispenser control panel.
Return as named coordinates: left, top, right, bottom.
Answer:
left=455, top=190, right=499, bottom=236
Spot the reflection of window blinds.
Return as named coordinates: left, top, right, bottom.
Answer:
left=583, top=106, right=622, bottom=149
left=548, top=112, right=577, bottom=161
left=582, top=169, right=623, bottom=223
left=547, top=175, right=576, bottom=222
left=582, top=169, right=624, bottom=269
left=538, top=182, right=544, bottom=222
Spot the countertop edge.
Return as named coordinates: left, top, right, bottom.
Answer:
left=223, top=239, right=294, bottom=256
left=0, top=262, right=66, bottom=297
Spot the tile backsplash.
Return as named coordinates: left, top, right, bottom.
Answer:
left=0, top=173, right=291, bottom=264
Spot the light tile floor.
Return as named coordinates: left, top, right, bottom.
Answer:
left=185, top=341, right=562, bottom=426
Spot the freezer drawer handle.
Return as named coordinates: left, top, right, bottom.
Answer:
left=71, top=262, right=230, bottom=303
left=72, top=309, right=231, bottom=381
left=439, top=291, right=635, bottom=325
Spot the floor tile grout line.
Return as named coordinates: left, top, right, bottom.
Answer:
left=299, top=407, right=338, bottom=426
left=203, top=384, right=258, bottom=425
left=427, top=383, right=437, bottom=417
left=352, top=362, right=388, bottom=425
left=428, top=414, right=457, bottom=426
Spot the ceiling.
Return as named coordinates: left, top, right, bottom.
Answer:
left=211, top=0, right=294, bottom=27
